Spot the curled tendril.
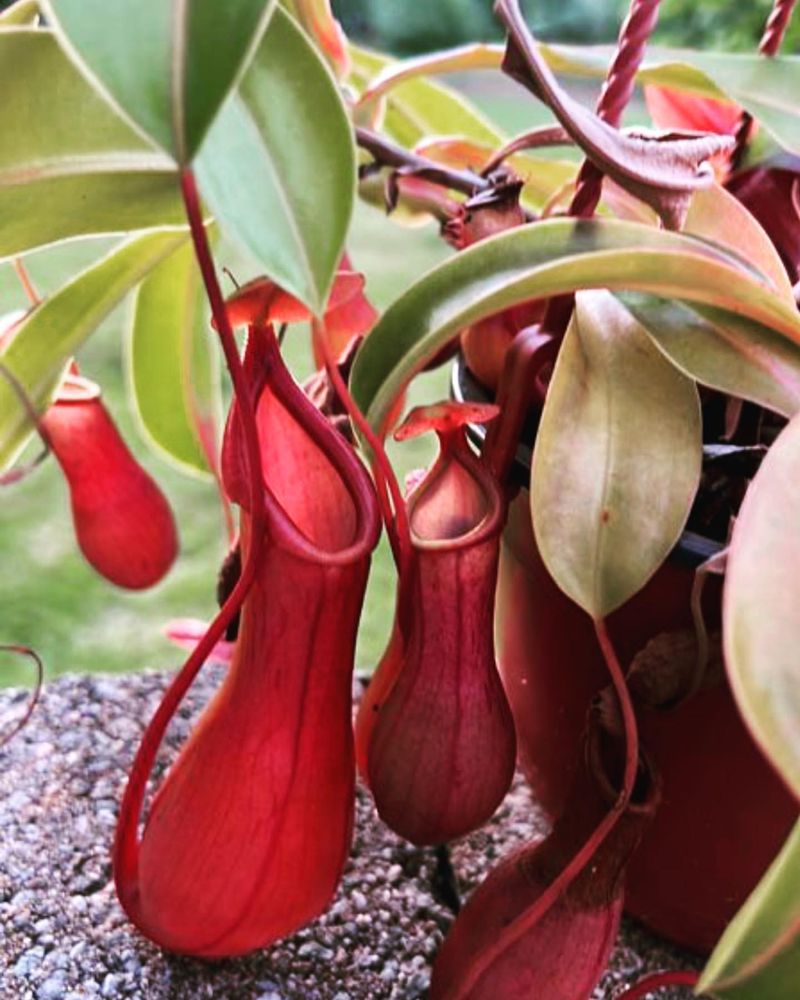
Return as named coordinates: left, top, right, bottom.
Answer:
left=0, top=644, right=44, bottom=749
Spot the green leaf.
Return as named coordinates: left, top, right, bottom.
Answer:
left=683, top=185, right=794, bottom=306
left=723, top=409, right=800, bottom=801
left=349, top=44, right=503, bottom=149
left=699, top=820, right=800, bottom=999
left=128, top=239, right=220, bottom=477
left=46, top=0, right=277, bottom=163
left=543, top=43, right=800, bottom=158
left=349, top=39, right=800, bottom=157
left=0, top=230, right=188, bottom=469
left=350, top=218, right=800, bottom=435
left=354, top=43, right=506, bottom=125
left=619, top=294, right=800, bottom=419
left=531, top=291, right=701, bottom=618
left=196, top=6, right=354, bottom=312
left=0, top=29, right=185, bottom=258
left=0, top=0, right=40, bottom=25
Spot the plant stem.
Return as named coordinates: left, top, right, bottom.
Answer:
left=543, top=0, right=661, bottom=335
left=730, top=0, right=797, bottom=173
left=453, top=617, right=640, bottom=996
left=356, top=126, right=490, bottom=197
left=311, top=320, right=412, bottom=576
left=594, top=618, right=640, bottom=807
left=12, top=258, right=40, bottom=306
left=614, top=969, right=700, bottom=999
left=113, top=169, right=269, bottom=923
left=482, top=325, right=554, bottom=486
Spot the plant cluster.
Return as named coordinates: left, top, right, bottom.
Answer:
left=1, top=0, right=799, bottom=997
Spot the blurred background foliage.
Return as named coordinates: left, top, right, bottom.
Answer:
left=334, top=0, right=800, bottom=53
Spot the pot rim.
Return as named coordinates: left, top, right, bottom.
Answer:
left=451, top=358, right=723, bottom=570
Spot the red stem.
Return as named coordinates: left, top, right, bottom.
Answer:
left=729, top=0, right=797, bottom=172
left=0, top=644, right=43, bottom=748
left=543, top=0, right=661, bottom=335
left=311, top=320, right=412, bottom=576
left=13, top=258, right=40, bottom=307
left=113, top=169, right=268, bottom=920
left=615, top=969, right=700, bottom=999
left=453, top=617, right=639, bottom=996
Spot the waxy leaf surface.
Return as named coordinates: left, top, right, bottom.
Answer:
left=699, top=820, right=800, bottom=999
left=620, top=294, right=800, bottom=419
left=350, top=218, right=800, bottom=435
left=531, top=291, right=701, bottom=618
left=46, top=0, right=276, bottom=163
left=0, top=30, right=184, bottom=259
left=129, top=240, right=220, bottom=476
left=724, top=411, right=800, bottom=801
left=0, top=231, right=188, bottom=469
left=196, top=7, right=354, bottom=312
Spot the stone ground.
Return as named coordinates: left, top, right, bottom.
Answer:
left=0, top=671, right=698, bottom=999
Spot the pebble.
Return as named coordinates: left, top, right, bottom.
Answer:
left=0, top=671, right=698, bottom=999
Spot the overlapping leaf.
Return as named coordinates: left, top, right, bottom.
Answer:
left=531, top=291, right=701, bottom=618
left=0, top=231, right=188, bottom=469
left=0, top=0, right=40, bottom=25
left=724, top=410, right=800, bottom=802
left=129, top=240, right=220, bottom=476
left=46, top=0, right=277, bottom=163
left=349, top=44, right=503, bottom=150
left=0, top=30, right=184, bottom=259
left=620, top=295, right=800, bottom=419
left=196, top=6, right=354, bottom=313
left=699, top=820, right=800, bottom=999
left=349, top=38, right=800, bottom=157
left=350, top=218, right=800, bottom=434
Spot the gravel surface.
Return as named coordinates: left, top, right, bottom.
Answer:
left=0, top=671, right=699, bottom=999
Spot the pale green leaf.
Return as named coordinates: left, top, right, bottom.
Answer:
left=0, top=29, right=184, bottom=258
left=620, top=294, right=800, bottom=419
left=348, top=39, right=800, bottom=156
left=531, top=291, right=701, bottom=618
left=0, top=0, right=40, bottom=25
left=350, top=218, right=800, bottom=436
left=724, top=410, right=800, bottom=801
left=46, top=0, right=277, bottom=162
left=128, top=240, right=220, bottom=476
left=349, top=43, right=503, bottom=149
left=699, top=820, right=800, bottom=999
left=684, top=185, right=795, bottom=307
left=196, top=6, right=354, bottom=312
left=0, top=230, right=189, bottom=468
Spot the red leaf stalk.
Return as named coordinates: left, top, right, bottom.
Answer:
left=0, top=644, right=43, bottom=748
left=432, top=617, right=640, bottom=994
left=730, top=0, right=798, bottom=172
left=615, top=969, right=700, bottom=999
left=41, top=376, right=178, bottom=589
left=430, top=716, right=659, bottom=999
left=359, top=403, right=517, bottom=845
left=570, top=0, right=663, bottom=220
left=543, top=0, right=661, bottom=335
left=117, top=325, right=380, bottom=956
